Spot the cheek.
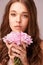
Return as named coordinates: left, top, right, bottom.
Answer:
left=9, top=21, right=14, bottom=26
left=9, top=14, right=15, bottom=24
left=21, top=20, right=28, bottom=31
left=9, top=16, right=16, bottom=27
left=9, top=21, right=14, bottom=30
left=9, top=19, right=15, bottom=30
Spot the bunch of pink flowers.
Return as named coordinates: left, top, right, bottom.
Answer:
left=2, top=31, right=33, bottom=45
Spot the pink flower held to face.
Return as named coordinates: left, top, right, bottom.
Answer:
left=3, top=31, right=33, bottom=45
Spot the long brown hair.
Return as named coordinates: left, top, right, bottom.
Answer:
left=0, top=0, right=42, bottom=65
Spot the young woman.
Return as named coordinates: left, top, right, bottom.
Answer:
left=0, top=0, right=43, bottom=65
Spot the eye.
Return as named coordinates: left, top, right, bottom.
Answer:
left=22, top=14, right=29, bottom=18
left=24, top=15, right=28, bottom=17
left=11, top=13, right=16, bottom=16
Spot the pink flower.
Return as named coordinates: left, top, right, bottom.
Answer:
left=2, top=31, right=33, bottom=45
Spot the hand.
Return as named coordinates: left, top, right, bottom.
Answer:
left=6, top=42, right=29, bottom=65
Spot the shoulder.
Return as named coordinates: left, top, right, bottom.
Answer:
left=40, top=41, right=43, bottom=65
left=40, top=40, right=43, bottom=65
left=0, top=63, right=2, bottom=65
left=40, top=40, right=43, bottom=51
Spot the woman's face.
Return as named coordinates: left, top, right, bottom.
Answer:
left=9, top=2, right=29, bottom=32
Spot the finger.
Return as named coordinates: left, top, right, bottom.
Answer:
left=8, top=45, right=21, bottom=58
left=12, top=43, right=25, bottom=53
left=8, top=48, right=14, bottom=60
left=11, top=47, right=21, bottom=55
left=11, top=52, right=21, bottom=59
left=9, top=53, right=14, bottom=60
left=6, top=42, right=15, bottom=49
left=8, top=49, right=21, bottom=60
left=11, top=44, right=26, bottom=57
left=22, top=42, right=28, bottom=50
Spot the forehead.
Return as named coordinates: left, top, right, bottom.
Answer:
left=9, top=2, right=28, bottom=13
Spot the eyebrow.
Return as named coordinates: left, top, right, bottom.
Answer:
left=10, top=10, right=28, bottom=14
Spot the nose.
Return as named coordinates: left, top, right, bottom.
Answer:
left=16, top=15, right=21, bottom=23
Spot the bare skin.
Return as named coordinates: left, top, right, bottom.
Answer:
left=6, top=42, right=29, bottom=65
left=40, top=40, right=43, bottom=51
